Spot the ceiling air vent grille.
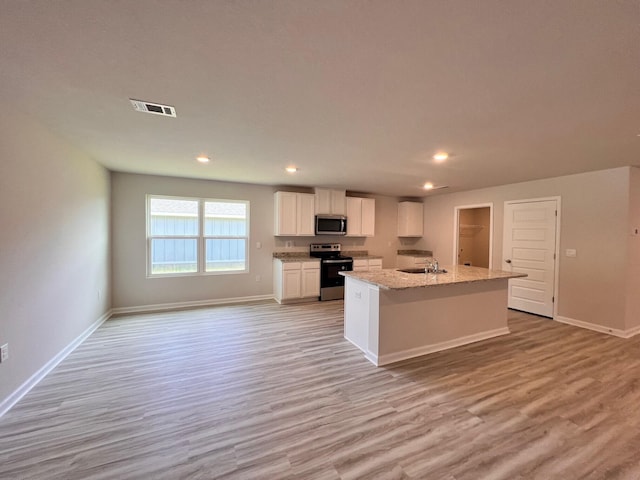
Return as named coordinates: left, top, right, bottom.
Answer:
left=129, top=99, right=176, bottom=117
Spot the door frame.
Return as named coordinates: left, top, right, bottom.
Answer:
left=503, top=196, right=562, bottom=318
left=453, top=203, right=494, bottom=268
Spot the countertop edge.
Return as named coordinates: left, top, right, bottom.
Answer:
left=341, top=267, right=527, bottom=290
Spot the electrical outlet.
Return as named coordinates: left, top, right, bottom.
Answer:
left=255, top=275, right=261, bottom=282
left=565, top=249, right=577, bottom=258
left=0, top=344, right=8, bottom=363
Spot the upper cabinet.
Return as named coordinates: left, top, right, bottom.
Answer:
left=274, top=192, right=315, bottom=236
left=346, top=197, right=375, bottom=237
left=398, top=201, right=423, bottom=237
left=315, top=188, right=346, bottom=215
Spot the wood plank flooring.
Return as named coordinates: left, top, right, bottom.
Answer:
left=2, top=301, right=640, bottom=479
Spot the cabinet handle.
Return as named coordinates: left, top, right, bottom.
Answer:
left=505, top=259, right=512, bottom=264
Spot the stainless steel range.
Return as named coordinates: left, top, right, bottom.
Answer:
left=309, top=243, right=353, bottom=301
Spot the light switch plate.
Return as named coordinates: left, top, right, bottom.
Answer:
left=565, top=249, right=577, bottom=258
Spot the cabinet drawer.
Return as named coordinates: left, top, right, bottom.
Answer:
left=302, top=261, right=320, bottom=270
left=282, top=262, right=301, bottom=270
left=353, top=259, right=368, bottom=268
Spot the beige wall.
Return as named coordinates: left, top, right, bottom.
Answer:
left=625, top=167, right=640, bottom=330
left=416, top=167, right=631, bottom=330
left=111, top=173, right=277, bottom=309
left=0, top=108, right=110, bottom=408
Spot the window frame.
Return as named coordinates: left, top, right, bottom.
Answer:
left=146, top=194, right=250, bottom=278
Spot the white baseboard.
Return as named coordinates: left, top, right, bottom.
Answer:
left=373, top=327, right=510, bottom=367
left=111, top=294, right=275, bottom=315
left=624, top=324, right=640, bottom=338
left=0, top=309, right=112, bottom=418
left=555, top=315, right=640, bottom=338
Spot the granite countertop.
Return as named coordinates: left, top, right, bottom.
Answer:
left=397, top=250, right=433, bottom=257
left=272, top=253, right=319, bottom=263
left=340, top=265, right=527, bottom=290
left=273, top=251, right=382, bottom=261
left=348, top=253, right=383, bottom=260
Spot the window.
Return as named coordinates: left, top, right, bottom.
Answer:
left=147, top=195, right=249, bottom=276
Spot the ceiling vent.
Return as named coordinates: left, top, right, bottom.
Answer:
left=129, top=99, right=176, bottom=117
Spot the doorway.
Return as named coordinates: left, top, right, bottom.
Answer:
left=453, top=204, right=493, bottom=268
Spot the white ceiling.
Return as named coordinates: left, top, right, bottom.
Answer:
left=1, top=0, right=638, bottom=197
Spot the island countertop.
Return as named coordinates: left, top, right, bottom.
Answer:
left=340, top=265, right=526, bottom=290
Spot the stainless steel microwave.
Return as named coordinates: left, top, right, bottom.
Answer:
left=315, top=215, right=347, bottom=235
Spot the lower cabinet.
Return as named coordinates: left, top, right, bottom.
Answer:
left=301, top=265, right=321, bottom=298
left=274, top=259, right=320, bottom=304
left=353, top=258, right=383, bottom=272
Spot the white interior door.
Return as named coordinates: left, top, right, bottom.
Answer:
left=502, top=199, right=558, bottom=317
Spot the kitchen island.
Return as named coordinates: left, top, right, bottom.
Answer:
left=340, top=266, right=527, bottom=366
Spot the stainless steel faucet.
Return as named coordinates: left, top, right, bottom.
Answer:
left=427, top=258, right=439, bottom=273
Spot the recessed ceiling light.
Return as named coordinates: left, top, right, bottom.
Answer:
left=285, top=166, right=298, bottom=173
left=423, top=182, right=434, bottom=190
left=433, top=152, right=449, bottom=162
left=196, top=155, right=210, bottom=164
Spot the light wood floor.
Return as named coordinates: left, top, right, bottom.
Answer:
left=2, top=301, right=640, bottom=479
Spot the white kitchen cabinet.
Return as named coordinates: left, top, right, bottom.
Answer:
left=282, top=267, right=301, bottom=299
left=398, top=201, right=424, bottom=237
left=353, top=258, right=368, bottom=272
left=346, top=197, right=375, bottom=237
left=274, top=192, right=315, bottom=236
left=315, top=188, right=346, bottom=215
left=353, top=258, right=383, bottom=272
left=297, top=193, right=315, bottom=235
left=301, top=262, right=321, bottom=297
left=273, top=259, right=320, bottom=303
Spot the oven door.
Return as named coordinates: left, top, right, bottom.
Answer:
left=321, top=259, right=353, bottom=288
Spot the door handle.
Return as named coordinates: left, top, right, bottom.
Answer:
left=505, top=259, right=512, bottom=263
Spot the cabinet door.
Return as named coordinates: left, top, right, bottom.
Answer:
left=346, top=197, right=362, bottom=236
left=283, top=269, right=301, bottom=299
left=273, top=259, right=284, bottom=301
left=297, top=194, right=316, bottom=236
left=314, top=188, right=332, bottom=214
left=301, top=266, right=320, bottom=297
left=361, top=198, right=375, bottom=237
left=274, top=192, right=298, bottom=236
left=315, top=188, right=346, bottom=215
left=331, top=190, right=346, bottom=215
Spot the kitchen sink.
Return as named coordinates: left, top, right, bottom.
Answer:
left=397, top=268, right=448, bottom=274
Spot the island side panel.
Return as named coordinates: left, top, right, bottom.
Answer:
left=376, top=279, right=510, bottom=365
left=344, top=276, right=380, bottom=362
